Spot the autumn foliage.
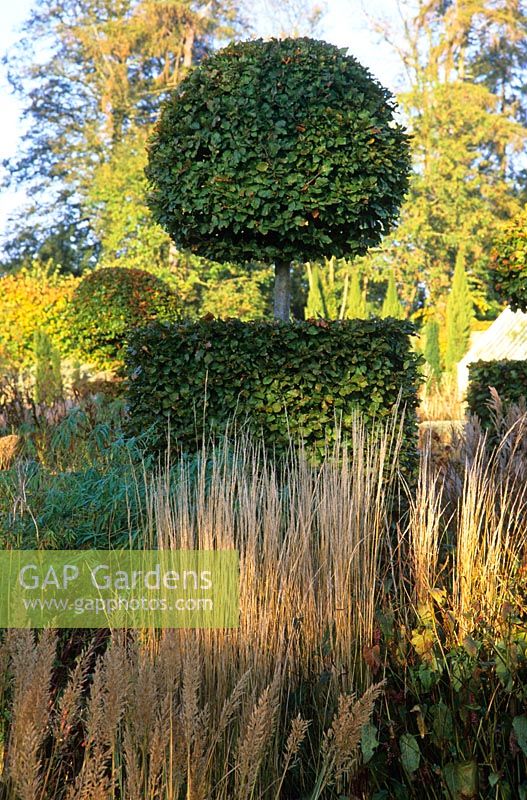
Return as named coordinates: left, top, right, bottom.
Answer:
left=490, top=208, right=527, bottom=312
left=0, top=263, right=78, bottom=365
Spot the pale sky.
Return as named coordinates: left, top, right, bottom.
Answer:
left=0, top=0, right=402, bottom=249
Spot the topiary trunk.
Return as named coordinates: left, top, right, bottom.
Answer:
left=274, top=261, right=291, bottom=321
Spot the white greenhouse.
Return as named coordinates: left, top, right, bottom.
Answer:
left=458, top=308, right=527, bottom=396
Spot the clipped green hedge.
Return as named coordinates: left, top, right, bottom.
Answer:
left=146, top=37, right=411, bottom=266
left=126, top=318, right=422, bottom=469
left=66, top=267, right=180, bottom=368
left=467, top=359, right=527, bottom=428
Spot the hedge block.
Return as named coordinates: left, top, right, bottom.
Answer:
left=125, top=318, right=422, bottom=469
left=467, top=359, right=527, bottom=428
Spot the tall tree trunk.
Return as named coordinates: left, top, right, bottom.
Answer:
left=273, top=261, right=291, bottom=321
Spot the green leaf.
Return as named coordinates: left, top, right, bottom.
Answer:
left=361, top=722, right=379, bottom=764
left=442, top=761, right=478, bottom=800
left=431, top=702, right=454, bottom=746
left=513, top=715, right=527, bottom=756
left=462, top=635, right=479, bottom=658
left=399, top=733, right=420, bottom=774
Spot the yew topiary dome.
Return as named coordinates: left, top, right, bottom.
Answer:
left=146, top=37, right=411, bottom=319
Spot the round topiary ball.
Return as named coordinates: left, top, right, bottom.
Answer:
left=146, top=37, right=411, bottom=268
left=489, top=208, right=527, bottom=312
left=67, top=267, right=179, bottom=367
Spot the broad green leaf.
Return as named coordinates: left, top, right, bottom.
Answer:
left=443, top=761, right=478, bottom=800
left=361, top=722, right=379, bottom=764
left=513, top=715, right=527, bottom=756
left=431, top=702, right=454, bottom=746
left=399, top=733, right=420, bottom=774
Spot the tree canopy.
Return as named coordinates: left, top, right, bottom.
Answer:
left=490, top=206, right=527, bottom=312
left=146, top=36, right=411, bottom=319
left=367, top=0, right=527, bottom=316
left=2, top=0, right=241, bottom=270
left=147, top=36, right=411, bottom=267
left=3, top=0, right=526, bottom=329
